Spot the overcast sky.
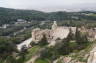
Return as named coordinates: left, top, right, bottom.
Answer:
left=0, top=0, right=96, bottom=12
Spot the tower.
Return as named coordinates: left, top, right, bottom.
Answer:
left=52, top=21, right=57, bottom=30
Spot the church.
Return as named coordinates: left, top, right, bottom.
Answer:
left=31, top=21, right=76, bottom=43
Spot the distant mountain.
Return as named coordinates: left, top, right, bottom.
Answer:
left=0, top=7, right=96, bottom=25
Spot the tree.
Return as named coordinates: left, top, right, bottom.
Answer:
left=0, top=38, right=17, bottom=59
left=75, top=27, right=82, bottom=44
left=66, top=28, right=74, bottom=42
left=38, top=34, right=48, bottom=46
left=5, top=56, right=17, bottom=63
left=81, top=33, right=89, bottom=44
left=75, top=27, right=89, bottom=45
left=40, top=47, right=59, bottom=62
left=53, top=38, right=70, bottom=55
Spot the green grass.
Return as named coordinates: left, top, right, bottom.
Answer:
left=35, top=58, right=49, bottom=63
left=69, top=42, right=77, bottom=48
left=16, top=46, right=41, bottom=63
left=25, top=46, right=40, bottom=61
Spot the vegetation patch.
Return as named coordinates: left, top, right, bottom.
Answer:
left=35, top=58, right=49, bottom=63
left=25, top=46, right=40, bottom=61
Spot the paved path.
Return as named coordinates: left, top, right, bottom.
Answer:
left=26, top=54, right=40, bottom=63
left=17, top=38, right=32, bottom=51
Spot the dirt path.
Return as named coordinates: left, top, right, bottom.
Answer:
left=26, top=47, right=46, bottom=63
left=26, top=55, right=40, bottom=63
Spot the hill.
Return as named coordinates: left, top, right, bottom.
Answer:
left=0, top=7, right=47, bottom=25
left=0, top=7, right=96, bottom=25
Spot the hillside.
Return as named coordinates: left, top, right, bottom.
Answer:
left=0, top=7, right=47, bottom=25
left=0, top=7, right=96, bottom=25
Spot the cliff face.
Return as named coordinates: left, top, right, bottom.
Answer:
left=52, top=41, right=96, bottom=63
left=87, top=46, right=96, bottom=63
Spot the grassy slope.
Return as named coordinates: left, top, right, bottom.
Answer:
left=35, top=58, right=49, bottom=63
left=25, top=46, right=41, bottom=61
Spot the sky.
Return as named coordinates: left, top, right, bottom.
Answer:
left=0, top=0, right=96, bottom=12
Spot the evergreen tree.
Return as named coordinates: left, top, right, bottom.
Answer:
left=81, top=33, right=89, bottom=43
left=38, top=34, right=48, bottom=46
left=54, top=37, right=70, bottom=55
left=0, top=38, right=17, bottom=59
left=75, top=27, right=82, bottom=44
left=75, top=27, right=88, bottom=45
left=66, top=28, right=74, bottom=42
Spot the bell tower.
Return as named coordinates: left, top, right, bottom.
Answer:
left=52, top=21, right=57, bottom=30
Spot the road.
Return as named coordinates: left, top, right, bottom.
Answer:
left=17, top=38, right=32, bottom=51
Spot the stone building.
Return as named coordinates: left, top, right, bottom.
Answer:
left=32, top=21, right=96, bottom=43
left=31, top=21, right=76, bottom=43
left=32, top=28, right=52, bottom=43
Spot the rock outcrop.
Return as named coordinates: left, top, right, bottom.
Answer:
left=87, top=47, right=96, bottom=63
